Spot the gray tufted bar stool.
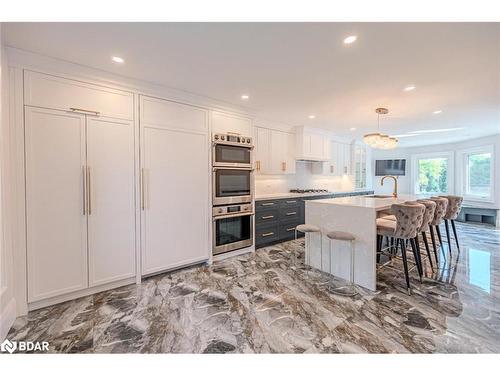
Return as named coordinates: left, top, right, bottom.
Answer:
left=295, top=224, right=322, bottom=266
left=376, top=203, right=425, bottom=295
left=325, top=230, right=357, bottom=296
left=439, top=195, right=464, bottom=252
left=429, top=197, right=449, bottom=255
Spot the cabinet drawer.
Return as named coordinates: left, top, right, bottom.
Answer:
left=279, top=199, right=300, bottom=209
left=256, top=200, right=279, bottom=210
left=279, top=208, right=300, bottom=221
left=279, top=221, right=301, bottom=240
left=255, top=223, right=280, bottom=246
left=255, top=209, right=279, bottom=226
left=24, top=71, right=134, bottom=120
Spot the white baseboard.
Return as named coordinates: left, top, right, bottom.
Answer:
left=0, top=295, right=17, bottom=341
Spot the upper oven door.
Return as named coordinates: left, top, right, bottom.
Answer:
left=213, top=168, right=253, bottom=205
left=213, top=143, right=252, bottom=168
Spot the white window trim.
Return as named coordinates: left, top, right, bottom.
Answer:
left=410, top=151, right=454, bottom=196
left=456, top=145, right=495, bottom=203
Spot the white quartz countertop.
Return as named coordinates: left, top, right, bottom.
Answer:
left=306, top=194, right=419, bottom=211
left=255, top=190, right=373, bottom=201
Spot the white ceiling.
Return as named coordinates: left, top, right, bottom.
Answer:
left=4, top=22, right=500, bottom=146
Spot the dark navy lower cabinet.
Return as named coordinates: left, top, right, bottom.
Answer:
left=255, top=191, right=373, bottom=249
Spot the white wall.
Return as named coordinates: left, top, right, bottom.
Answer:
left=372, top=134, right=500, bottom=209
left=255, top=161, right=356, bottom=194
left=0, top=23, right=17, bottom=340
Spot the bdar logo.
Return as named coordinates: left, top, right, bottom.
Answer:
left=1, top=339, right=17, bottom=353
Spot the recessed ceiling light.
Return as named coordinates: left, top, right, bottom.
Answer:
left=409, top=127, right=463, bottom=134
left=308, top=115, right=316, bottom=119
left=343, top=35, right=357, bottom=44
left=433, top=110, right=443, bottom=114
left=350, top=127, right=357, bottom=131
left=403, top=85, right=416, bottom=92
left=111, top=56, right=125, bottom=64
left=241, top=94, right=249, bottom=100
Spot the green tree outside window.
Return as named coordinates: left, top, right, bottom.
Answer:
left=418, top=158, right=448, bottom=193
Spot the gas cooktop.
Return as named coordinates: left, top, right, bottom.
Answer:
left=289, top=189, right=330, bottom=194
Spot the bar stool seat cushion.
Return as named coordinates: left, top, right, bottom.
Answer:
left=326, top=230, right=355, bottom=241
left=376, top=218, right=396, bottom=237
left=295, top=224, right=320, bottom=233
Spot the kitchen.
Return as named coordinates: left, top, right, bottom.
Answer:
left=0, top=20, right=499, bottom=363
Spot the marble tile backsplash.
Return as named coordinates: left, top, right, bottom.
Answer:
left=255, top=161, right=355, bottom=195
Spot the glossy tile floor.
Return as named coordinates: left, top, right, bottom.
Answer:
left=7, top=222, right=500, bottom=353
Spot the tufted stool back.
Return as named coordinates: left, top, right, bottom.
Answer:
left=439, top=195, right=464, bottom=220
left=429, top=197, right=448, bottom=226
left=415, top=199, right=437, bottom=232
left=391, top=203, right=425, bottom=239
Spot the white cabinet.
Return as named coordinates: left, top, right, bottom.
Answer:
left=25, top=107, right=136, bottom=302
left=86, top=116, right=136, bottom=287
left=295, top=126, right=329, bottom=161
left=24, top=70, right=134, bottom=120
left=211, top=111, right=252, bottom=137
left=312, top=140, right=352, bottom=176
left=254, top=127, right=295, bottom=175
left=140, top=96, right=210, bottom=276
left=270, top=130, right=296, bottom=174
left=25, top=107, right=89, bottom=302
left=254, top=127, right=271, bottom=174
left=339, top=142, right=352, bottom=175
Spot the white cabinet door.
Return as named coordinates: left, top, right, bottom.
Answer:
left=270, top=130, right=285, bottom=174
left=211, top=111, right=252, bottom=137
left=336, top=142, right=345, bottom=175
left=141, top=104, right=209, bottom=275
left=343, top=143, right=352, bottom=174
left=285, top=132, right=296, bottom=174
left=86, top=117, right=136, bottom=286
left=25, top=107, right=88, bottom=302
left=270, top=130, right=296, bottom=175
left=310, top=134, right=322, bottom=160
left=254, top=127, right=271, bottom=174
left=24, top=71, right=134, bottom=120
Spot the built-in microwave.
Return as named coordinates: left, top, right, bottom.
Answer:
left=212, top=167, right=253, bottom=205
left=212, top=133, right=253, bottom=168
left=213, top=203, right=254, bottom=255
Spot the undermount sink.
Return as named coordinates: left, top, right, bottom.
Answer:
left=365, top=194, right=393, bottom=198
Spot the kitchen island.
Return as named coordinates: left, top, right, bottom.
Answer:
left=305, top=194, right=418, bottom=291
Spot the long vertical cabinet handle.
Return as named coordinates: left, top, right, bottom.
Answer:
left=87, top=166, right=92, bottom=215
left=82, top=166, right=87, bottom=215
left=141, top=168, right=145, bottom=210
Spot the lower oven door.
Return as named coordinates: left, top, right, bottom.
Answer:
left=213, top=212, right=254, bottom=255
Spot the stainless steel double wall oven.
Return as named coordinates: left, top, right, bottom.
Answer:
left=212, top=133, right=254, bottom=255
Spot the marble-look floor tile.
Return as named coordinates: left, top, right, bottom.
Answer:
left=6, top=222, right=500, bottom=353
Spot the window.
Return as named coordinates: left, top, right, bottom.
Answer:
left=461, top=147, right=494, bottom=201
left=412, top=152, right=453, bottom=195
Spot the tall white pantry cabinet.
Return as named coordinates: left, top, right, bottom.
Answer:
left=22, top=71, right=210, bottom=308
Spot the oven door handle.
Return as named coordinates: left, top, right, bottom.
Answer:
left=212, top=166, right=254, bottom=171
left=213, top=212, right=255, bottom=221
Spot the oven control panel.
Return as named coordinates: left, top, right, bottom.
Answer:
left=213, top=203, right=253, bottom=217
left=213, top=133, right=253, bottom=146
